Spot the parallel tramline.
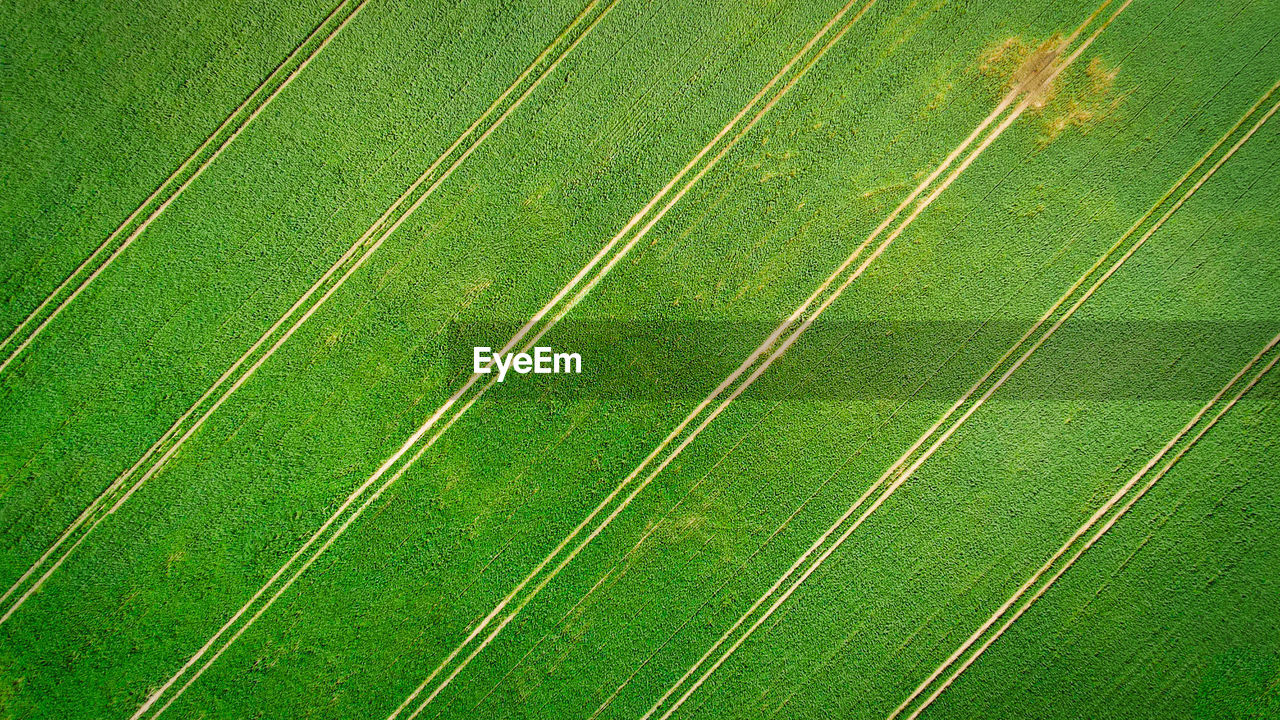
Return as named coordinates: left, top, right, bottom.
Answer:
left=397, top=2, right=1128, bottom=718
left=0, top=0, right=369, bottom=376
left=130, top=1, right=876, bottom=716
left=889, top=330, right=1280, bottom=720
left=638, top=67, right=1280, bottom=720
left=504, top=11, right=1202, bottom=695
left=0, top=0, right=1275, bottom=716
left=388, top=4, right=891, bottom=717
left=548, top=70, right=1182, bottom=711
left=0, top=0, right=617, bottom=628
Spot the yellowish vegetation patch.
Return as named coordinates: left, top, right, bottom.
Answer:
left=164, top=548, right=186, bottom=574
left=978, top=35, right=1063, bottom=104
left=460, top=277, right=492, bottom=310
left=925, top=80, right=953, bottom=113
left=977, top=36, right=1125, bottom=147
left=1036, top=56, right=1125, bottom=145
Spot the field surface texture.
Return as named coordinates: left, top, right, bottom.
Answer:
left=1, top=0, right=1278, bottom=718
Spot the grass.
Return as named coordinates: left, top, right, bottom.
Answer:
left=0, top=0, right=1277, bottom=718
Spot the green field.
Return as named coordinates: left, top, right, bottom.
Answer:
left=1, top=0, right=1278, bottom=718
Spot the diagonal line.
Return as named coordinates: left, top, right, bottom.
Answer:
left=0, top=0, right=372, bottom=375
left=894, top=331, right=1280, bottom=720
left=637, top=5, right=1158, bottom=717
left=120, top=4, right=620, bottom=717
left=383, top=3, right=883, bottom=717
left=659, top=51, right=1280, bottom=720
left=0, top=0, right=611, bottom=628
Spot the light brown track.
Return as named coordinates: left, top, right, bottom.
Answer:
left=891, top=330, right=1280, bottom=720
left=0, top=0, right=370, bottom=375
left=635, top=4, right=1147, bottom=717
left=0, top=0, right=617, bottom=631
left=883, top=87, right=1280, bottom=718
left=386, top=3, right=883, bottom=717
left=127, top=1, right=620, bottom=715
left=648, top=47, right=1280, bottom=720
left=125, top=0, right=858, bottom=714
left=435, top=3, right=1114, bottom=717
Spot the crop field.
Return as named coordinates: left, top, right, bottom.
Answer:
left=1, top=0, right=1278, bottom=717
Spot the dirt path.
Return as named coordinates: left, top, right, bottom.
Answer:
left=651, top=52, right=1280, bottom=720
